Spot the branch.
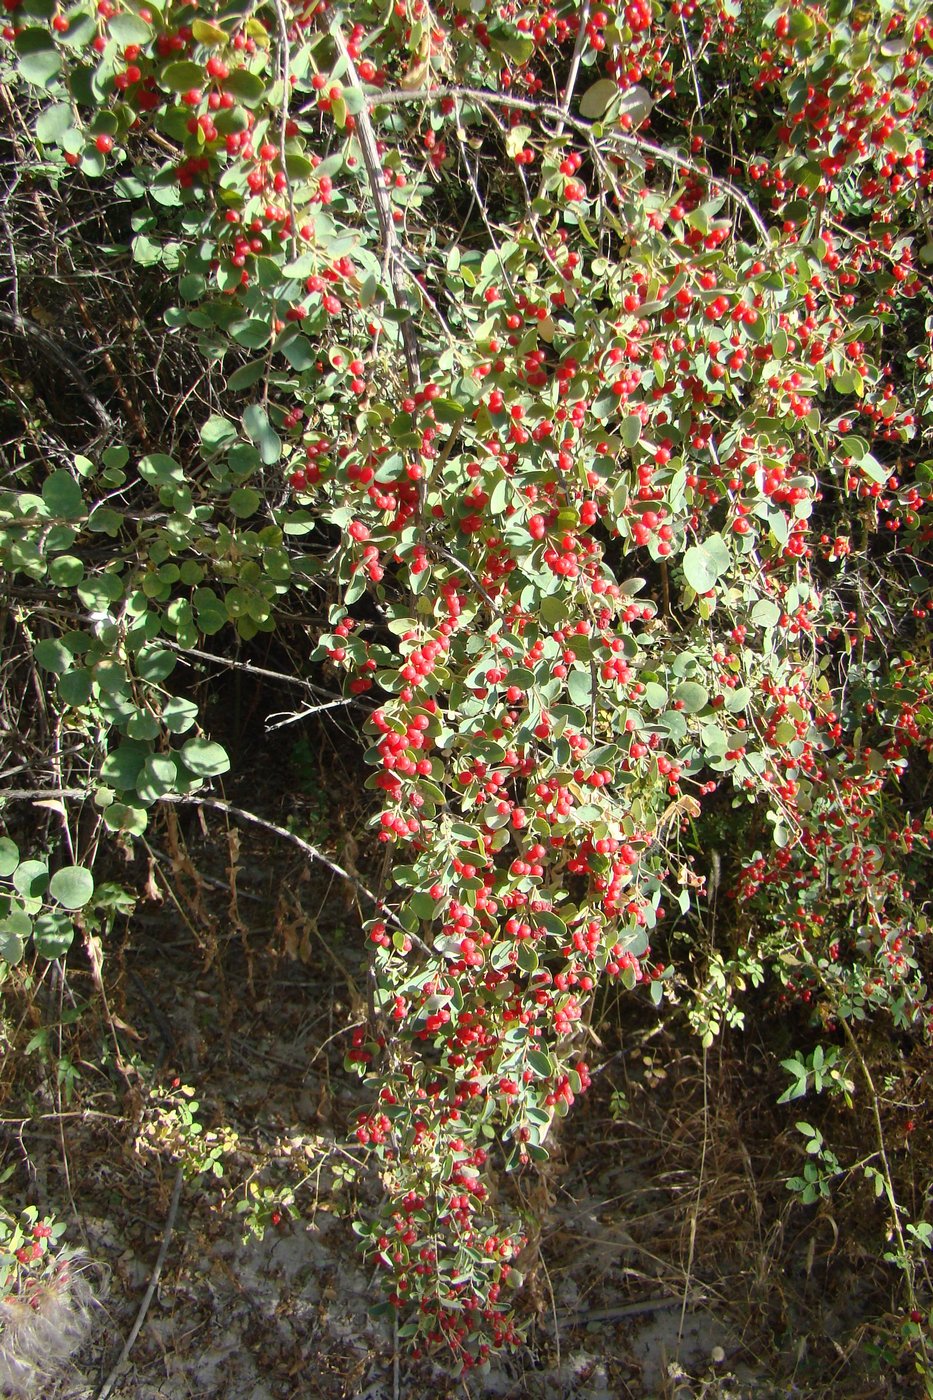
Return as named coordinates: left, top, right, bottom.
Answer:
left=0, top=788, right=92, bottom=803
left=331, top=24, right=421, bottom=389
left=530, top=0, right=590, bottom=208
left=0, top=307, right=114, bottom=427
left=159, top=639, right=371, bottom=711
left=270, top=0, right=300, bottom=259
left=0, top=787, right=435, bottom=953
left=163, top=793, right=432, bottom=955
left=95, top=1165, right=184, bottom=1400
left=264, top=696, right=355, bottom=731
left=367, top=85, right=770, bottom=245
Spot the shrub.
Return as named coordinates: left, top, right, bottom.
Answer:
left=0, top=0, right=931, bottom=1377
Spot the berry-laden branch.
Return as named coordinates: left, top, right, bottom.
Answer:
left=0, top=0, right=931, bottom=1382
left=367, top=84, right=772, bottom=244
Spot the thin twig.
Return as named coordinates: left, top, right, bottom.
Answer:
left=1, top=787, right=92, bottom=802
left=164, top=794, right=433, bottom=955
left=431, top=543, right=501, bottom=614
left=679, top=14, right=705, bottom=120
left=270, top=0, right=299, bottom=259
left=533, top=0, right=590, bottom=202
left=678, top=1041, right=709, bottom=1349
left=0, top=307, right=114, bottom=427
left=559, top=1293, right=700, bottom=1327
left=95, top=1165, right=184, bottom=1400
left=264, top=697, right=356, bottom=731
left=453, top=125, right=519, bottom=304
left=797, top=936, right=928, bottom=1346
left=159, top=639, right=370, bottom=709
left=331, top=23, right=421, bottom=389
left=392, top=1308, right=400, bottom=1400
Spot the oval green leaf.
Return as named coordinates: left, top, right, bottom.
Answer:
left=49, top=865, right=94, bottom=910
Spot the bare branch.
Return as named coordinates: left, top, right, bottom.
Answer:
left=0, top=307, right=114, bottom=427
left=163, top=793, right=432, bottom=955
left=95, top=1166, right=184, bottom=1400
left=270, top=0, right=300, bottom=259
left=331, top=23, right=421, bottom=389
left=533, top=0, right=590, bottom=202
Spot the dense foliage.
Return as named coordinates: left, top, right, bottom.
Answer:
left=0, top=0, right=932, bottom=1380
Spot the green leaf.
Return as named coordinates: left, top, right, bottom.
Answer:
left=161, top=60, right=205, bottom=92
left=227, top=359, right=267, bottom=391
left=15, top=28, right=61, bottom=86
left=58, top=12, right=95, bottom=46
left=108, top=11, right=151, bottom=43
left=49, top=865, right=94, bottom=910
left=567, top=669, right=592, bottom=706
left=87, top=506, right=124, bottom=537
left=659, top=709, right=687, bottom=741
left=78, top=571, right=124, bottom=610
left=127, top=710, right=161, bottom=741
left=162, top=697, right=199, bottom=734
left=193, top=587, right=229, bottom=634
left=81, top=147, right=106, bottom=178
left=0, top=924, right=26, bottom=965
left=683, top=534, right=730, bottom=593
left=136, top=645, right=176, bottom=682
left=860, top=453, right=889, bottom=486
left=59, top=668, right=92, bottom=706
left=42, top=471, right=85, bottom=520
left=100, top=743, right=148, bottom=791
left=191, top=17, right=227, bottom=45
left=673, top=681, right=708, bottom=714
left=242, top=403, right=281, bottom=464
left=341, top=86, right=366, bottom=117
left=35, top=638, right=71, bottom=673
left=283, top=150, right=314, bottom=180
left=223, top=68, right=265, bottom=107
left=230, top=317, right=271, bottom=349
left=488, top=27, right=534, bottom=62
left=0, top=838, right=20, bottom=877
left=36, top=101, right=74, bottom=144
left=579, top=79, right=617, bottom=119
left=103, top=801, right=148, bottom=836
left=621, top=414, right=642, bottom=449
left=751, top=598, right=781, bottom=628
left=138, top=453, right=184, bottom=486
left=132, top=233, right=162, bottom=267
left=526, top=1049, right=553, bottom=1077
left=136, top=754, right=183, bottom=802
left=230, top=487, right=261, bottom=517
left=242, top=402, right=271, bottom=441
left=281, top=335, right=316, bottom=370
left=200, top=415, right=238, bottom=453
left=13, top=860, right=48, bottom=900
left=33, top=912, right=75, bottom=959
left=49, top=555, right=85, bottom=586
left=181, top=738, right=230, bottom=777
left=619, top=83, right=653, bottom=127
left=408, top=890, right=436, bottom=920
